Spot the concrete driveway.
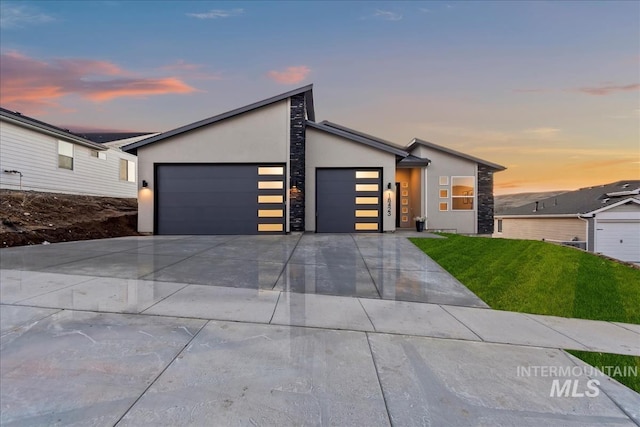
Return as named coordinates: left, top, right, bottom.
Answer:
left=1, top=234, right=639, bottom=426
left=0, top=233, right=486, bottom=307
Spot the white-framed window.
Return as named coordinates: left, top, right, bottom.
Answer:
left=439, top=202, right=448, bottom=211
left=439, top=176, right=449, bottom=186
left=58, top=141, right=74, bottom=170
left=92, top=150, right=107, bottom=160
left=119, top=159, right=135, bottom=182
left=451, top=176, right=475, bottom=210
left=497, top=219, right=503, bottom=233
left=439, top=189, right=448, bottom=198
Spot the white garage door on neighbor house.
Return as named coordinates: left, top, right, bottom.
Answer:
left=595, top=221, right=640, bottom=263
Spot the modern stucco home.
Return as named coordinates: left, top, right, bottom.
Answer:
left=495, top=180, right=640, bottom=263
left=123, top=85, right=505, bottom=235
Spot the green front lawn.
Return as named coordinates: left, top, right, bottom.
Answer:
left=566, top=350, right=640, bottom=393
left=410, top=234, right=640, bottom=392
left=410, top=234, right=640, bottom=324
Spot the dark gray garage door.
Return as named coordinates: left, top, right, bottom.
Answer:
left=316, top=168, right=382, bottom=233
left=156, top=164, right=285, bottom=235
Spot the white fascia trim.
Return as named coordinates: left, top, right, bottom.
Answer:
left=496, top=214, right=580, bottom=219
left=579, top=197, right=640, bottom=217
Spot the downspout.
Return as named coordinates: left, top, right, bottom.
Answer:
left=578, top=214, right=590, bottom=252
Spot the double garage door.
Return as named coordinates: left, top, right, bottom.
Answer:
left=155, top=165, right=382, bottom=235
left=156, top=164, right=285, bottom=234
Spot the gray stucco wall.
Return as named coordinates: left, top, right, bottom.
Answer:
left=135, top=100, right=290, bottom=233
left=305, top=127, right=397, bottom=232
left=411, top=145, right=477, bottom=234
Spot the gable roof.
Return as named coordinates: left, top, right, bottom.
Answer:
left=408, top=138, right=506, bottom=171
left=306, top=121, right=410, bottom=157
left=123, top=85, right=314, bottom=154
left=0, top=107, right=106, bottom=150
left=497, top=180, right=640, bottom=217
left=320, top=121, right=407, bottom=151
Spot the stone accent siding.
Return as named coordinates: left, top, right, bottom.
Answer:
left=289, top=94, right=306, bottom=231
left=477, top=165, right=496, bottom=234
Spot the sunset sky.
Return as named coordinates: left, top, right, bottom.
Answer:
left=1, top=1, right=638, bottom=194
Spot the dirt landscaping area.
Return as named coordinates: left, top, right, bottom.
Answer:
left=0, top=190, right=139, bottom=248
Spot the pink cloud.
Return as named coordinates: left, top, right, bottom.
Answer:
left=161, top=59, right=223, bottom=80
left=0, top=51, right=196, bottom=114
left=576, top=83, right=639, bottom=96
left=161, top=59, right=203, bottom=72
left=267, top=66, right=310, bottom=85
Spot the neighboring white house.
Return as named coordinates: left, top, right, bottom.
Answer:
left=495, top=181, right=640, bottom=263
left=123, top=85, right=506, bottom=235
left=0, top=107, right=139, bottom=198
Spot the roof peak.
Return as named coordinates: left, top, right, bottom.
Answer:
left=409, top=137, right=506, bottom=171
left=123, top=84, right=314, bottom=153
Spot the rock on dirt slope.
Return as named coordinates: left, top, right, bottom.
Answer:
left=1, top=190, right=139, bottom=247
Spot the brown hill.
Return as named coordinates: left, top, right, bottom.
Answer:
left=0, top=190, right=139, bottom=247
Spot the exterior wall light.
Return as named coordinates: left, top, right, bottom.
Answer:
left=387, top=182, right=392, bottom=190
left=142, top=180, right=148, bottom=188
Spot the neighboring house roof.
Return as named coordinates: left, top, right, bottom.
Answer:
left=0, top=107, right=106, bottom=151
left=123, top=85, right=315, bottom=154
left=306, top=121, right=409, bottom=157
left=408, top=138, right=506, bottom=171
left=103, top=133, right=161, bottom=150
left=497, top=180, right=640, bottom=217
left=79, top=132, right=155, bottom=144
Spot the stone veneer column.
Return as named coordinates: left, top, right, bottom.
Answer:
left=289, top=94, right=306, bottom=231
left=477, top=165, right=496, bottom=234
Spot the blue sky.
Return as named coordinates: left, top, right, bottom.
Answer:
left=1, top=1, right=638, bottom=193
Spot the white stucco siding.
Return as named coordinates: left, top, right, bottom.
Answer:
left=413, top=146, right=477, bottom=234
left=306, top=127, right=396, bottom=232
left=0, top=121, right=137, bottom=198
left=135, top=100, right=290, bottom=233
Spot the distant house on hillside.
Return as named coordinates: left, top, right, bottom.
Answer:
left=495, top=180, right=640, bottom=263
left=0, top=107, right=139, bottom=198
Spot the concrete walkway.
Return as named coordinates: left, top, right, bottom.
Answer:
left=1, top=234, right=639, bottom=426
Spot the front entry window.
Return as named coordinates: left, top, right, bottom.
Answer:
left=451, top=176, right=475, bottom=210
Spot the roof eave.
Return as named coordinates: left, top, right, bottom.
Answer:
left=306, top=122, right=409, bottom=157
left=320, top=120, right=406, bottom=150
left=580, top=197, right=640, bottom=217
left=0, top=113, right=106, bottom=151
left=123, top=84, right=314, bottom=153
left=409, top=137, right=506, bottom=171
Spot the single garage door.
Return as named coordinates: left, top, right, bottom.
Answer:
left=595, top=221, right=640, bottom=262
left=316, top=168, right=382, bottom=233
left=156, top=164, right=285, bottom=235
